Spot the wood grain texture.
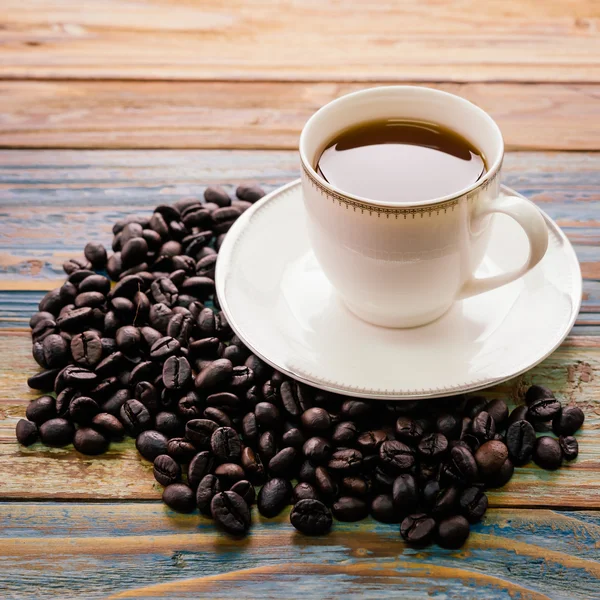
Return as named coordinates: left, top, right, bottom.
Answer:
left=1, top=81, right=600, bottom=150
left=0, top=503, right=598, bottom=599
left=1, top=150, right=599, bottom=333
left=1, top=0, right=600, bottom=82
left=0, top=330, right=598, bottom=506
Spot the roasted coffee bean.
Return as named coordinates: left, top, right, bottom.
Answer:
left=417, top=433, right=448, bottom=461
left=167, top=437, right=197, bottom=463
left=149, top=336, right=180, bottom=360
left=293, top=482, right=319, bottom=502
left=400, top=514, right=436, bottom=546
left=74, top=291, right=105, bottom=309
left=134, top=381, right=159, bottom=413
left=436, top=414, right=461, bottom=439
left=255, top=402, right=281, bottom=429
left=39, top=334, right=69, bottom=369
left=71, top=331, right=103, bottom=368
left=211, top=491, right=251, bottom=536
left=196, top=474, right=221, bottom=514
left=533, top=436, right=563, bottom=470
left=189, top=337, right=222, bottom=360
left=69, top=396, right=99, bottom=424
left=391, top=473, right=418, bottom=514
left=443, top=445, right=477, bottom=485
left=221, top=344, right=247, bottom=366
left=162, top=355, right=191, bottom=390
left=300, top=407, right=331, bottom=435
left=204, top=406, right=232, bottom=427
left=136, top=430, right=168, bottom=461
left=356, top=430, right=387, bottom=454
left=525, top=385, right=555, bottom=405
left=486, top=456, right=515, bottom=488
left=121, top=237, right=148, bottom=268
left=59, top=281, right=78, bottom=305
left=380, top=441, right=415, bottom=476
left=74, top=427, right=109, bottom=455
left=281, top=427, right=305, bottom=450
left=214, top=463, right=245, bottom=486
left=370, top=494, right=400, bottom=523
left=241, top=447, right=265, bottom=484
left=552, top=406, right=585, bottom=436
left=152, top=411, right=181, bottom=437
left=474, top=440, right=509, bottom=475
left=149, top=303, right=173, bottom=333
left=280, top=383, right=313, bottom=420
left=120, top=399, right=152, bottom=435
left=27, top=368, right=60, bottom=391
left=39, top=418, right=74, bottom=447
left=203, top=185, right=230, bottom=207
left=506, top=420, right=536, bottom=465
left=485, top=398, right=509, bottom=430
left=114, top=326, right=140, bottom=353
left=437, top=515, right=470, bottom=549
left=472, top=411, right=496, bottom=441
left=129, top=361, right=159, bottom=387
left=230, top=480, right=255, bottom=506
left=528, top=396, right=562, bottom=422
left=205, top=392, right=241, bottom=414
left=236, top=184, right=265, bottom=203
left=331, top=421, right=358, bottom=445
left=258, top=478, right=292, bottom=518
left=298, top=460, right=316, bottom=484
left=26, top=395, right=57, bottom=424
left=394, top=418, right=423, bottom=446
left=167, top=312, right=195, bottom=345
left=463, top=396, right=487, bottom=418
left=63, top=258, right=91, bottom=275
left=332, top=496, right=368, bottom=522
left=241, top=412, right=258, bottom=443
left=153, top=454, right=181, bottom=487
left=163, top=483, right=195, bottom=513
left=302, top=437, right=331, bottom=464
left=460, top=487, right=488, bottom=523
left=38, top=288, right=63, bottom=315
left=257, top=430, right=277, bottom=463
left=340, top=476, right=368, bottom=498
left=150, top=277, right=178, bottom=307
left=340, top=400, right=371, bottom=420
left=269, top=447, right=298, bottom=476
left=81, top=242, right=107, bottom=269
left=230, top=365, right=253, bottom=391
left=559, top=435, right=579, bottom=460
left=211, top=427, right=242, bottom=462
left=186, top=451, right=214, bottom=489
left=328, top=448, right=362, bottom=473
left=507, top=405, right=529, bottom=427
left=245, top=354, right=271, bottom=384
left=16, top=419, right=38, bottom=446
left=195, top=254, right=218, bottom=280
left=91, top=412, right=125, bottom=439
left=314, top=466, right=337, bottom=500
left=101, top=388, right=130, bottom=416
left=290, top=499, right=332, bottom=535
left=195, top=359, right=233, bottom=389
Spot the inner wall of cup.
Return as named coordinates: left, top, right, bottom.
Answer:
left=302, top=87, right=503, bottom=182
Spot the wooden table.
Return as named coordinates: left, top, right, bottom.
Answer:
left=1, top=2, right=599, bottom=598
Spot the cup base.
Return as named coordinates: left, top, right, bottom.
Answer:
left=341, top=297, right=454, bottom=329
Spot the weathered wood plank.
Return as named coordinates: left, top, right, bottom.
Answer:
left=0, top=503, right=598, bottom=600
left=0, top=330, right=598, bottom=506
left=1, top=150, right=598, bottom=332
left=1, top=0, right=599, bottom=82
left=1, top=81, right=599, bottom=150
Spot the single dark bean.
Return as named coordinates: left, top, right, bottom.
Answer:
left=16, top=419, right=38, bottom=446
left=150, top=336, right=180, bottom=360
left=241, top=447, right=265, bottom=484
left=552, top=406, right=585, bottom=436
left=69, top=396, right=99, bottom=424
left=314, top=466, right=337, bottom=500
left=507, top=405, right=529, bottom=427
left=101, top=388, right=130, bottom=416
left=167, top=437, right=197, bottom=463
left=255, top=402, right=281, bottom=429
left=528, top=396, right=562, bottom=422
left=162, top=355, right=192, bottom=390
left=293, top=482, right=319, bottom=503
left=74, top=427, right=109, bottom=455
left=91, top=413, right=125, bottom=439
left=332, top=496, right=368, bottom=522
left=533, top=436, right=563, bottom=470
left=120, top=399, right=152, bottom=435
left=400, top=514, right=436, bottom=546
left=39, top=418, right=74, bottom=447
left=474, top=440, right=509, bottom=475
left=370, top=494, right=400, bottom=524
left=214, top=463, right=245, bottom=486
left=195, top=359, right=233, bottom=389
left=211, top=491, right=251, bottom=536
left=149, top=303, right=173, bottom=333
left=391, top=473, right=418, bottom=514
left=281, top=427, right=305, bottom=450
left=268, top=447, right=298, bottom=476
left=290, top=499, right=332, bottom=535
left=331, top=421, right=358, bottom=445
left=40, top=334, right=70, bottom=369
left=485, top=398, right=509, bottom=430
left=431, top=485, right=460, bottom=518
left=559, top=436, right=579, bottom=460
left=356, top=430, right=387, bottom=454
left=188, top=451, right=215, bottom=489
left=460, top=487, right=488, bottom=523
left=62, top=258, right=91, bottom=275
left=417, top=433, right=448, bottom=461
left=163, top=483, right=195, bottom=513
left=27, top=368, right=60, bottom=391
left=74, top=291, right=105, bottom=309
left=340, top=476, right=369, bottom=498
left=257, top=478, right=292, bottom=518
left=506, top=420, right=536, bottom=465
left=211, top=427, right=242, bottom=462
left=136, top=430, right=168, bottom=461
left=300, top=407, right=331, bottom=435
left=302, top=437, right=331, bottom=464
left=327, top=448, right=362, bottom=473
left=437, top=515, right=471, bottom=549
left=230, top=480, right=256, bottom=506
left=26, top=395, right=57, bottom=424
left=435, top=414, right=461, bottom=439
left=204, top=406, right=232, bottom=427
left=447, top=445, right=478, bottom=483
left=486, top=457, right=515, bottom=488
left=525, top=385, right=555, bottom=405
left=471, top=411, right=496, bottom=441
left=196, top=474, right=221, bottom=514
left=153, top=454, right=181, bottom=487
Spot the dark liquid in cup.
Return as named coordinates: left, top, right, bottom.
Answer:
left=316, top=119, right=486, bottom=203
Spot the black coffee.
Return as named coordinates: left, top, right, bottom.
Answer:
left=316, top=119, right=486, bottom=203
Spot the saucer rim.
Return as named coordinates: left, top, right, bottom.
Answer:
left=216, top=179, right=582, bottom=400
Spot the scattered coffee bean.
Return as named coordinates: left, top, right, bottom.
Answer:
left=552, top=406, right=585, bottom=436
left=400, top=513, right=436, bottom=546
left=74, top=427, right=109, bottom=455
left=533, top=436, right=563, bottom=470
left=26, top=395, right=57, bottom=424
left=153, top=454, right=181, bottom=487
left=211, top=491, right=251, bottom=535
left=16, top=419, right=38, bottom=446
left=459, top=487, right=488, bottom=523
left=437, top=515, right=470, bottom=548
left=474, top=440, right=508, bottom=475
left=559, top=436, right=579, bottom=461
left=332, top=496, right=369, bottom=521
left=506, top=420, right=536, bottom=465
left=258, top=478, right=292, bottom=518
left=528, top=396, right=562, bottom=422
left=196, top=474, right=221, bottom=514
left=136, top=430, right=168, bottom=461
left=290, top=499, right=332, bottom=535
left=163, top=483, right=196, bottom=513
left=370, top=494, right=400, bottom=523
left=39, top=418, right=74, bottom=447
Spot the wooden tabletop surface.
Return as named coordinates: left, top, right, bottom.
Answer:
left=1, top=2, right=600, bottom=598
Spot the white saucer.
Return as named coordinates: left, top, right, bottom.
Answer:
left=216, top=180, right=581, bottom=400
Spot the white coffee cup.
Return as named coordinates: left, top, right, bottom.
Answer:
left=299, top=86, right=549, bottom=328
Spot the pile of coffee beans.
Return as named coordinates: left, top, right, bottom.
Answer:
left=16, top=183, right=585, bottom=547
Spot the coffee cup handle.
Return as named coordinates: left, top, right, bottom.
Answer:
left=459, top=192, right=549, bottom=299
